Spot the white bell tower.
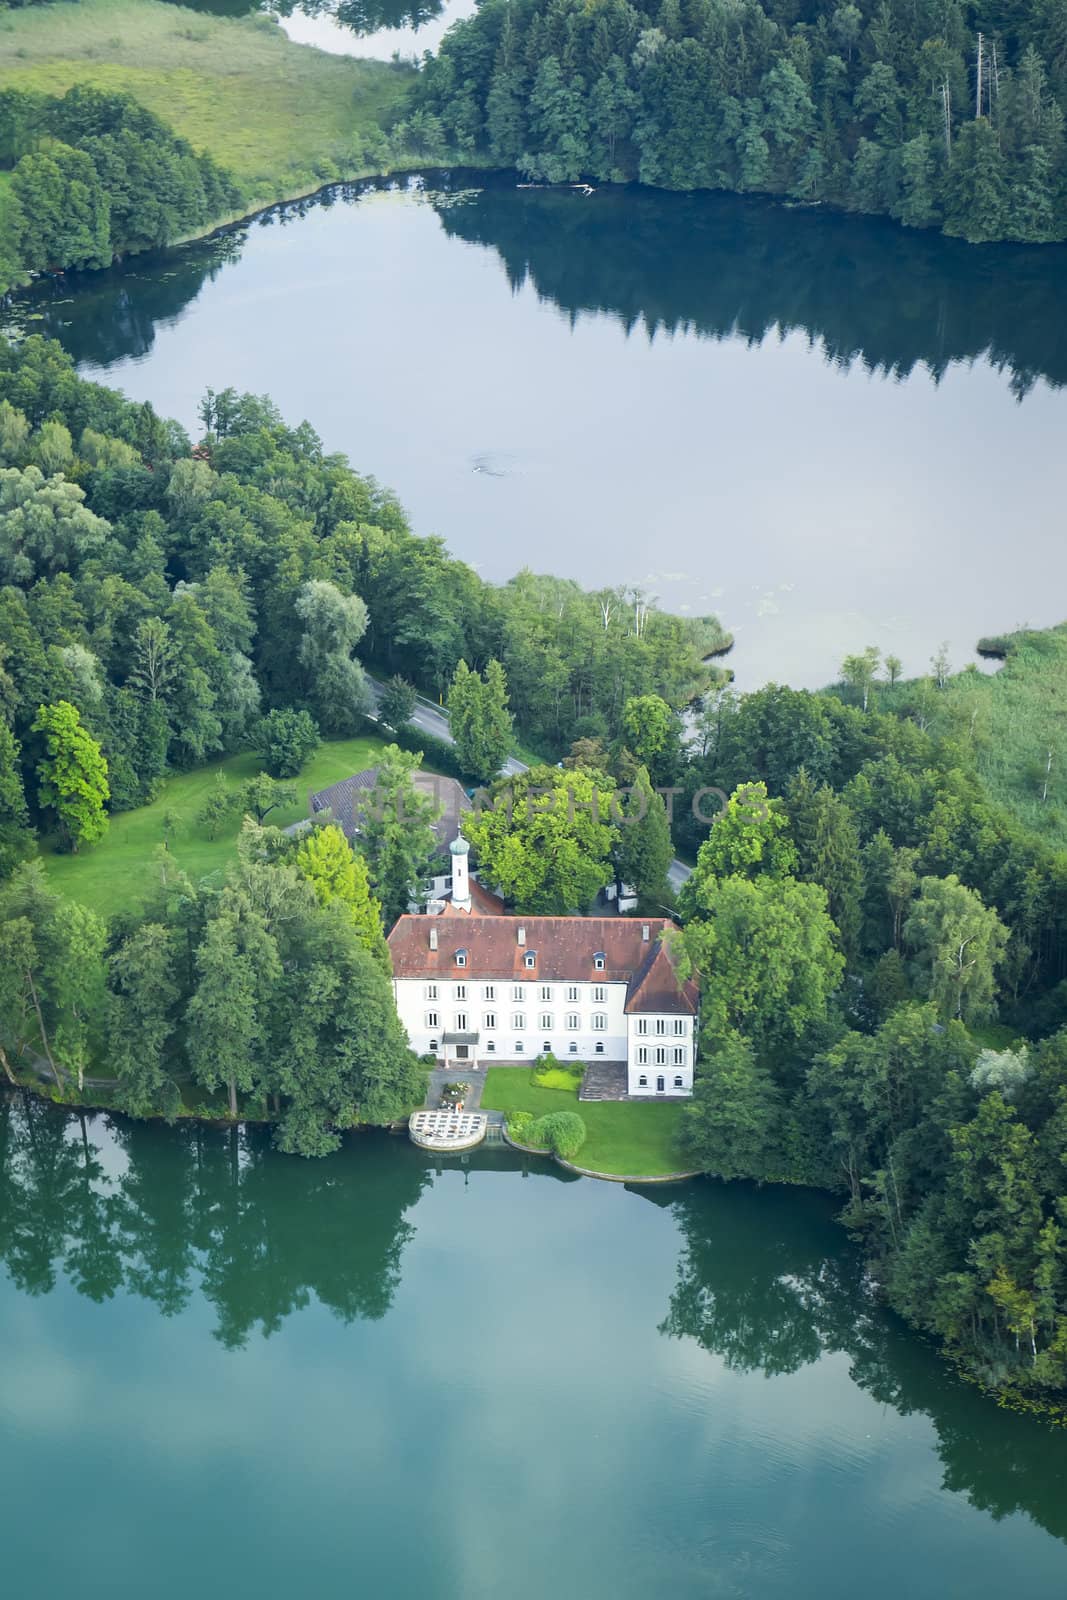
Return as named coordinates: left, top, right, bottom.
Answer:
left=449, top=831, right=471, bottom=911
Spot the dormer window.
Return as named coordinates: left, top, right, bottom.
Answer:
left=593, top=952, right=605, bottom=971
left=524, top=951, right=536, bottom=969
left=455, top=949, right=468, bottom=968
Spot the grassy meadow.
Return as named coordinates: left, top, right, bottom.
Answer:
left=931, top=625, right=1067, bottom=850
left=42, top=733, right=385, bottom=919
left=481, top=1067, right=690, bottom=1179
left=0, top=0, right=414, bottom=203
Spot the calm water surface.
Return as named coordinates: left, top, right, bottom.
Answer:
left=6, top=175, right=1067, bottom=685
left=1, top=1097, right=1065, bottom=1599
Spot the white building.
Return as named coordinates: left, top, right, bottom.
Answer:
left=387, top=898, right=699, bottom=1098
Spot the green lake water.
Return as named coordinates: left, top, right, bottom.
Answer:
left=2, top=1096, right=1065, bottom=1599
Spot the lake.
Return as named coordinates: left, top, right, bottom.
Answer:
left=1, top=1095, right=1065, bottom=1600
left=7, top=171, right=1067, bottom=687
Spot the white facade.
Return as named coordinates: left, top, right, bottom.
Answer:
left=393, top=975, right=631, bottom=1070
left=389, top=914, right=697, bottom=1097
left=626, top=1013, right=694, bottom=1097
left=393, top=981, right=694, bottom=1096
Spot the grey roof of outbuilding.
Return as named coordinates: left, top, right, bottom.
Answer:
left=309, top=768, right=471, bottom=858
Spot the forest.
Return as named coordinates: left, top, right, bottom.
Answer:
left=417, top=0, right=1067, bottom=242
left=0, top=85, right=243, bottom=293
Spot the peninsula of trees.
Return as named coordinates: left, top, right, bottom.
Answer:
left=418, top=0, right=1067, bottom=243
left=1, top=331, right=1066, bottom=1408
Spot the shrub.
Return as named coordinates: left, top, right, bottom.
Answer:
left=506, top=1110, right=535, bottom=1140
left=530, top=1111, right=587, bottom=1160
left=370, top=717, right=476, bottom=785
left=258, top=707, right=320, bottom=777
left=531, top=1056, right=583, bottom=1092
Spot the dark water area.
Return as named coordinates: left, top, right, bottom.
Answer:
left=4, top=172, right=1065, bottom=686
left=2, top=1095, right=1066, bottom=1598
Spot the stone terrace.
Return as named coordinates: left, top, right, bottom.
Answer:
left=578, top=1062, right=629, bottom=1102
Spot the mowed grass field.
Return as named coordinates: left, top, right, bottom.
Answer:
left=43, top=733, right=385, bottom=918
left=0, top=0, right=413, bottom=202
left=481, top=1068, right=690, bottom=1179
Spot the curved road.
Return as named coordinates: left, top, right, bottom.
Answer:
left=365, top=676, right=691, bottom=890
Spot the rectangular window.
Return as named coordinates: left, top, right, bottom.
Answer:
left=515, top=1040, right=524, bottom=1054
left=539, top=1013, right=553, bottom=1031
left=512, top=984, right=525, bottom=1002
left=592, top=985, right=606, bottom=1004
left=512, top=1013, right=526, bottom=1031
left=540, top=986, right=553, bottom=1003
left=636, top=1018, right=648, bottom=1036
left=594, top=956, right=605, bottom=971
left=566, top=986, right=579, bottom=1003
left=638, top=1073, right=648, bottom=1088
left=486, top=1041, right=496, bottom=1053
left=425, top=984, right=438, bottom=1001
left=565, top=1013, right=580, bottom=1031
left=425, top=1011, right=439, bottom=1029
left=568, top=1041, right=578, bottom=1054
left=673, top=1018, right=686, bottom=1036
left=592, top=1014, right=607, bottom=1032
left=484, top=1012, right=496, bottom=1030
left=484, top=984, right=495, bottom=1001
left=456, top=952, right=467, bottom=967
left=455, top=1012, right=468, bottom=1032
left=455, top=984, right=467, bottom=1001
left=524, top=953, right=536, bottom=969
left=655, top=1018, right=666, bottom=1035
left=673, top=1047, right=686, bottom=1067
left=655, top=1046, right=667, bottom=1066
left=637, top=1046, right=648, bottom=1065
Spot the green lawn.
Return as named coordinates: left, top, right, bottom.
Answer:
left=42, top=733, right=385, bottom=918
left=0, top=0, right=413, bottom=203
left=481, top=1067, right=691, bottom=1179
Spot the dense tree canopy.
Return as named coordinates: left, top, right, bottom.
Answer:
left=0, top=86, right=242, bottom=292
left=418, top=0, right=1067, bottom=244
left=467, top=762, right=620, bottom=913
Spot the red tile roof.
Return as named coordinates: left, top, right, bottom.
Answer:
left=387, top=915, right=697, bottom=1013
left=438, top=879, right=507, bottom=917
left=623, top=937, right=699, bottom=1015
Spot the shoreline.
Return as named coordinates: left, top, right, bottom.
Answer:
left=0, top=156, right=505, bottom=302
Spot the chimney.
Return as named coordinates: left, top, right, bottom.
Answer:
left=642, top=924, right=650, bottom=942
left=517, top=926, right=526, bottom=946
left=429, top=926, right=438, bottom=951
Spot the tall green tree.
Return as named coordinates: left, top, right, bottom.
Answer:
left=466, top=762, right=619, bottom=914
left=377, top=673, right=417, bottom=732
left=295, top=578, right=371, bottom=734
left=786, top=770, right=863, bottom=958
left=185, top=902, right=281, bottom=1118
left=108, top=922, right=183, bottom=1117
left=683, top=872, right=844, bottom=1056
left=32, top=699, right=109, bottom=851
left=0, top=719, right=33, bottom=879
left=680, top=1032, right=783, bottom=1181
left=358, top=744, right=442, bottom=925
left=903, top=874, right=1009, bottom=1021
left=448, top=657, right=512, bottom=782
left=294, top=822, right=389, bottom=971
left=615, top=763, right=673, bottom=905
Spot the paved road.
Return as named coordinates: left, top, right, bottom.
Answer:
left=366, top=675, right=691, bottom=886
